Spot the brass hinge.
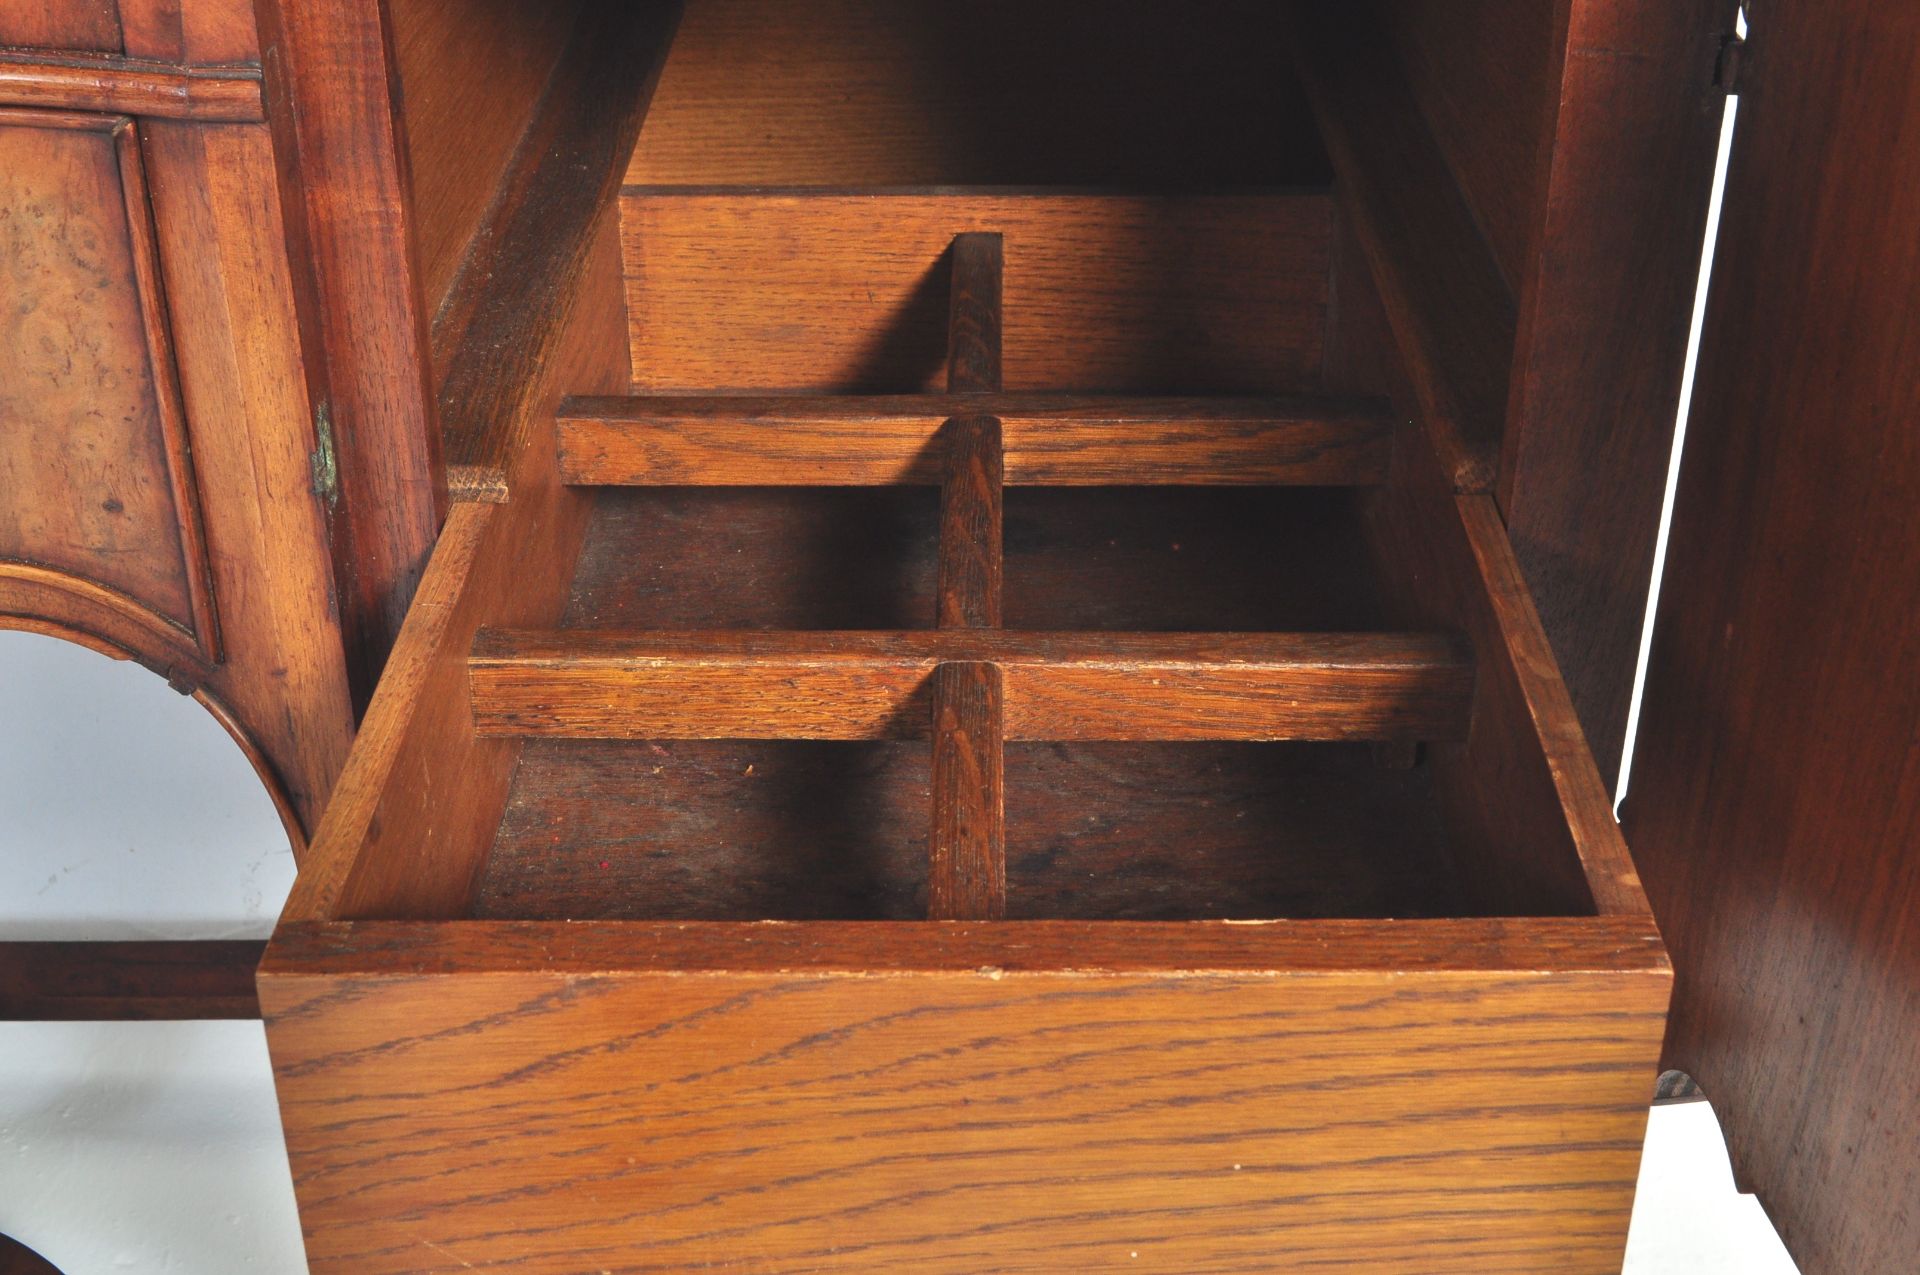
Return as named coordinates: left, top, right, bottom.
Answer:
left=310, top=402, right=339, bottom=508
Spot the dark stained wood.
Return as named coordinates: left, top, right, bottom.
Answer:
left=1287, top=4, right=1513, bottom=493
left=0, top=1233, right=63, bottom=1275
left=474, top=740, right=1472, bottom=922
left=620, top=191, right=1334, bottom=395
left=561, top=486, right=1397, bottom=635
left=1496, top=0, right=1741, bottom=779
left=468, top=629, right=1474, bottom=743
left=262, top=915, right=1666, bottom=1273
left=935, top=416, right=1002, bottom=627
left=927, top=662, right=1005, bottom=919
left=433, top=0, right=681, bottom=500
left=119, top=0, right=262, bottom=63
left=556, top=393, right=1395, bottom=487
left=254, top=0, right=444, bottom=708
left=625, top=0, right=1327, bottom=189
left=0, top=52, right=264, bottom=121
left=0, top=941, right=263, bottom=1020
left=1623, top=2, right=1920, bottom=1267
left=944, top=231, right=1002, bottom=395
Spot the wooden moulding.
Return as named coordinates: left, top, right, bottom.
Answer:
left=468, top=629, right=1475, bottom=743
left=0, top=52, right=263, bottom=122
left=556, top=393, right=1394, bottom=486
left=0, top=941, right=263, bottom=1020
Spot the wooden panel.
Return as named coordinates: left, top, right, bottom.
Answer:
left=0, top=940, right=262, bottom=1020
left=0, top=53, right=263, bottom=120
left=388, top=0, right=580, bottom=320
left=262, top=917, right=1667, bottom=1274
left=1496, top=0, right=1740, bottom=779
left=935, top=416, right=1002, bottom=627
left=1623, top=1, right=1920, bottom=1268
left=621, top=192, right=1332, bottom=394
left=1288, top=6, right=1512, bottom=492
left=0, top=110, right=218, bottom=661
left=468, top=630, right=1473, bottom=743
left=433, top=0, right=679, bottom=499
left=626, top=0, right=1326, bottom=188
left=140, top=119, right=354, bottom=839
left=255, top=0, right=443, bottom=706
left=0, top=3, right=120, bottom=53
left=928, top=662, right=1004, bottom=919
left=473, top=739, right=1474, bottom=922
left=120, top=0, right=262, bottom=63
left=1376, top=0, right=1568, bottom=296
left=282, top=211, right=631, bottom=923
left=558, top=394, right=1394, bottom=487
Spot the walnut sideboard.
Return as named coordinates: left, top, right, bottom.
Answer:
left=4, top=1, right=1917, bottom=1272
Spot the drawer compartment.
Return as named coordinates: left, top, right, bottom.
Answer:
left=263, top=2, right=1668, bottom=1271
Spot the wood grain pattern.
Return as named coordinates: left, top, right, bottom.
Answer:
left=0, top=109, right=219, bottom=661
left=0, top=940, right=263, bottom=1020
left=388, top=0, right=580, bottom=321
left=262, top=916, right=1667, bottom=1274
left=433, top=0, right=680, bottom=500
left=468, top=630, right=1474, bottom=743
left=1623, top=1, right=1920, bottom=1266
left=255, top=0, right=444, bottom=706
left=119, top=0, right=262, bottom=63
left=625, top=0, right=1327, bottom=189
left=1288, top=5, right=1512, bottom=493
left=0, top=2, right=119, bottom=52
left=0, top=52, right=263, bottom=121
left=935, top=417, right=1002, bottom=628
left=474, top=739, right=1472, bottom=923
left=558, top=394, right=1394, bottom=487
left=138, top=118, right=356, bottom=839
left=620, top=192, right=1332, bottom=394
left=1495, top=0, right=1740, bottom=780
left=283, top=211, right=632, bottom=924
left=928, top=662, right=1004, bottom=919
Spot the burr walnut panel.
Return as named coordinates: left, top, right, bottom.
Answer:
left=0, top=108, right=218, bottom=661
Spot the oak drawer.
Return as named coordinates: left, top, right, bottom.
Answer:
left=261, top=2, right=1668, bottom=1270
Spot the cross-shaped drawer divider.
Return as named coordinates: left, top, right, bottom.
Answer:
left=474, top=233, right=1477, bottom=921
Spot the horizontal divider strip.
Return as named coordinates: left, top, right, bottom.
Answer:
left=470, top=629, right=1472, bottom=742
left=556, top=393, right=1392, bottom=486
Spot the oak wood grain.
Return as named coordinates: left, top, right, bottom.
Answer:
left=620, top=191, right=1332, bottom=394
left=262, top=915, right=1667, bottom=1274
left=624, top=0, right=1327, bottom=189
left=431, top=0, right=680, bottom=500
left=0, top=940, right=263, bottom=1020
left=557, top=393, right=1394, bottom=487
left=928, top=662, right=1005, bottom=920
left=468, top=630, right=1474, bottom=743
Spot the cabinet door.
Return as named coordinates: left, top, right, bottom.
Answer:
left=1623, top=1, right=1920, bottom=1270
left=0, top=109, right=220, bottom=668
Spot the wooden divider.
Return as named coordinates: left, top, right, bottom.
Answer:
left=556, top=393, right=1393, bottom=486
left=930, top=233, right=1007, bottom=918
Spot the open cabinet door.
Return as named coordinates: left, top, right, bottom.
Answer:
left=1623, top=2, right=1920, bottom=1271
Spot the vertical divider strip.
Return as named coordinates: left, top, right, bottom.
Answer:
left=930, top=232, right=1008, bottom=919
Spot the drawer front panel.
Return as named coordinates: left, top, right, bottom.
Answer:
left=0, top=108, right=218, bottom=661
left=265, top=950, right=1668, bottom=1274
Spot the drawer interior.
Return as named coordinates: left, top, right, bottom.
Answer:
left=295, top=0, right=1646, bottom=936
